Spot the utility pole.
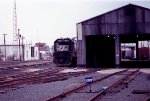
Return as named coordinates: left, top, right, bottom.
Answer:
left=21, top=36, right=24, bottom=61
left=3, top=34, right=7, bottom=61
left=148, top=40, right=150, bottom=60
left=18, top=29, right=21, bottom=61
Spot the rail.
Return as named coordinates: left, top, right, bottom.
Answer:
left=46, top=69, right=128, bottom=101
left=88, top=69, right=139, bottom=101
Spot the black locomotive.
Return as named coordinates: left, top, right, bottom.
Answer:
left=53, top=38, right=77, bottom=67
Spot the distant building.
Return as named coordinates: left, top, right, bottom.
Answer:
left=0, top=44, right=39, bottom=61
left=35, top=42, right=51, bottom=60
left=0, top=45, right=20, bottom=61
left=24, top=44, right=39, bottom=61
left=35, top=43, right=46, bottom=51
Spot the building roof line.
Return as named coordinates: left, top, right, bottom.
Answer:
left=77, top=3, right=150, bottom=24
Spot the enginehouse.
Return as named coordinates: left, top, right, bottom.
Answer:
left=76, top=4, right=150, bottom=67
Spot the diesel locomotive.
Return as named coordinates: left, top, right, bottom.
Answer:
left=53, top=38, right=77, bottom=67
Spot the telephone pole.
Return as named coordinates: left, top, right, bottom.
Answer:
left=3, top=34, right=7, bottom=61
left=21, top=36, right=24, bottom=61
left=18, top=29, right=21, bottom=61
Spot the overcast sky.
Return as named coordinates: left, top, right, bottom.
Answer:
left=0, top=0, right=150, bottom=46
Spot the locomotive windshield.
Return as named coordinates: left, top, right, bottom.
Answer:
left=55, top=42, right=69, bottom=52
left=56, top=44, right=69, bottom=51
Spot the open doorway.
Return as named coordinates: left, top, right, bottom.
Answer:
left=120, top=34, right=150, bottom=67
left=86, top=35, right=115, bottom=67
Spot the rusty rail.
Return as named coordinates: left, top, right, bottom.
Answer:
left=143, top=96, right=150, bottom=101
left=89, top=69, right=139, bottom=101
left=0, top=68, right=92, bottom=92
left=0, top=60, right=51, bottom=70
left=0, top=68, right=64, bottom=90
left=46, top=69, right=128, bottom=101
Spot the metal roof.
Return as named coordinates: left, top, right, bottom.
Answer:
left=77, top=4, right=150, bottom=24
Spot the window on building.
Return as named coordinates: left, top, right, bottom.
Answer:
left=121, top=43, right=136, bottom=61
left=121, top=41, right=150, bottom=61
left=31, top=47, right=34, bottom=57
left=138, top=40, right=150, bottom=60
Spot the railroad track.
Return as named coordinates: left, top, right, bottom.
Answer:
left=144, top=96, right=150, bottom=101
left=0, top=67, right=64, bottom=90
left=0, top=67, right=92, bottom=93
left=31, top=70, right=93, bottom=84
left=88, top=69, right=139, bottom=101
left=46, top=69, right=139, bottom=101
left=0, top=64, right=52, bottom=81
left=0, top=60, right=51, bottom=70
left=0, top=60, right=53, bottom=81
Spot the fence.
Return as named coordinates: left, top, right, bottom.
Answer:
left=0, top=45, right=24, bottom=61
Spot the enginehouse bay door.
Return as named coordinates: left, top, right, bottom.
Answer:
left=86, top=35, right=115, bottom=68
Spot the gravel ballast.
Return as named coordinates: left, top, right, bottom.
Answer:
left=1, top=68, right=149, bottom=101
left=99, top=69, right=150, bottom=101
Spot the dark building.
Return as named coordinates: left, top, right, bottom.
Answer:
left=76, top=4, right=150, bottom=67
left=35, top=43, right=46, bottom=51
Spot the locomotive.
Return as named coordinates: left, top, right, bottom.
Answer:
left=53, top=38, right=77, bottom=67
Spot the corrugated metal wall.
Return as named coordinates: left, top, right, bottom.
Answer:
left=77, top=4, right=150, bottom=66
left=82, top=6, right=150, bottom=35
